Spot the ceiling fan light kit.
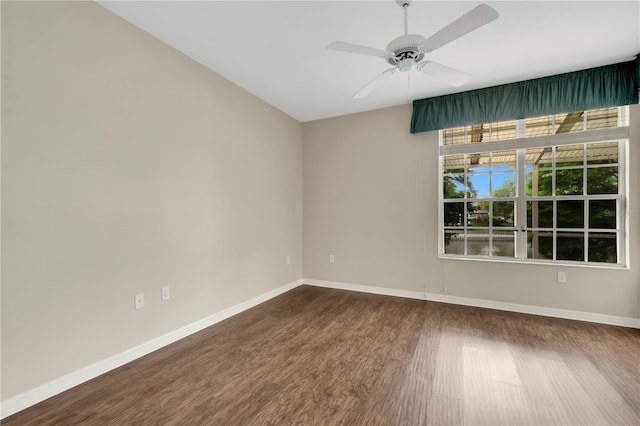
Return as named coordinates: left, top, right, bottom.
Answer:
left=327, top=0, right=499, bottom=98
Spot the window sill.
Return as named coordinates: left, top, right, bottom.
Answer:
left=438, top=254, right=629, bottom=270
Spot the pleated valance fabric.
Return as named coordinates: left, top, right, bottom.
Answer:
left=410, top=57, right=640, bottom=133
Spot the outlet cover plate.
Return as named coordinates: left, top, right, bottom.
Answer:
left=135, top=293, right=144, bottom=309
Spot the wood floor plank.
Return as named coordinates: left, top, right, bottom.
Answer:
left=394, top=327, right=440, bottom=426
left=431, top=331, right=464, bottom=399
left=510, top=344, right=575, bottom=426
left=461, top=340, right=529, bottom=425
left=562, top=355, right=639, bottom=426
left=4, top=285, right=640, bottom=425
left=343, top=305, right=424, bottom=425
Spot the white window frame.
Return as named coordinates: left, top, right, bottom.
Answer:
left=438, top=107, right=629, bottom=269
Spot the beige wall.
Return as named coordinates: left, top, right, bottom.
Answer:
left=303, top=104, right=640, bottom=319
left=1, top=1, right=302, bottom=399
left=303, top=105, right=433, bottom=291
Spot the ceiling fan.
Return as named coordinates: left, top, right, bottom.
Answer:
left=327, top=1, right=499, bottom=98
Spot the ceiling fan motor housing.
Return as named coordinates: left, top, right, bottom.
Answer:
left=385, top=34, right=426, bottom=71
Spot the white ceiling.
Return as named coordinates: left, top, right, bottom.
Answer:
left=98, top=1, right=640, bottom=123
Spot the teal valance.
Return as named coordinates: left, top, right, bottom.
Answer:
left=411, top=57, right=640, bottom=133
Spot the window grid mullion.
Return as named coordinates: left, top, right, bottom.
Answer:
left=583, top=147, right=589, bottom=261
left=516, top=148, right=527, bottom=259
left=553, top=199, right=557, bottom=260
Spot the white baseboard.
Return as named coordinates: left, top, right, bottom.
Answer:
left=302, top=278, right=640, bottom=329
left=423, top=292, right=640, bottom=329
left=0, top=279, right=303, bottom=420
left=303, top=278, right=426, bottom=300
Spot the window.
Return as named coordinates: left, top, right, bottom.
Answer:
left=440, top=107, right=628, bottom=267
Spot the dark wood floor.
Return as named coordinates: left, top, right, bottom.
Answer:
left=5, top=285, right=640, bottom=425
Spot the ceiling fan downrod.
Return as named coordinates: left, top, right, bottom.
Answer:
left=397, top=0, right=411, bottom=35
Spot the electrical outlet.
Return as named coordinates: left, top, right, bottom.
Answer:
left=286, top=256, right=291, bottom=265
left=329, top=254, right=335, bottom=263
left=135, top=293, right=144, bottom=309
left=557, top=271, right=567, bottom=283
left=161, top=287, right=170, bottom=301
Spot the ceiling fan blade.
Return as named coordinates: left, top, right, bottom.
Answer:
left=327, top=41, right=394, bottom=59
left=417, top=61, right=471, bottom=87
left=419, top=4, right=499, bottom=53
left=353, top=68, right=397, bottom=98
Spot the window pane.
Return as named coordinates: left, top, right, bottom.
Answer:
left=443, top=175, right=465, bottom=199
left=467, top=202, right=489, bottom=227
left=557, top=200, right=584, bottom=228
left=527, top=231, right=553, bottom=259
left=443, top=155, right=465, bottom=173
left=443, top=127, right=466, bottom=145
left=586, top=107, right=618, bottom=130
left=444, top=230, right=464, bottom=254
left=556, top=144, right=584, bottom=166
left=493, top=201, right=515, bottom=227
left=467, top=153, right=490, bottom=170
left=491, top=150, right=516, bottom=171
left=466, top=231, right=489, bottom=256
left=468, top=174, right=490, bottom=199
left=589, top=200, right=616, bottom=229
left=490, top=121, right=517, bottom=141
left=526, top=115, right=554, bottom=137
left=468, top=124, right=485, bottom=143
left=527, top=201, right=553, bottom=228
left=556, top=232, right=585, bottom=261
left=491, top=173, right=516, bottom=197
left=588, top=233, right=617, bottom=263
left=526, top=147, right=553, bottom=168
left=444, top=203, right=464, bottom=226
left=492, top=231, right=515, bottom=257
left=556, top=112, right=584, bottom=133
left=587, top=142, right=618, bottom=165
left=526, top=169, right=552, bottom=196
left=587, top=167, right=618, bottom=194
left=556, top=169, right=583, bottom=195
